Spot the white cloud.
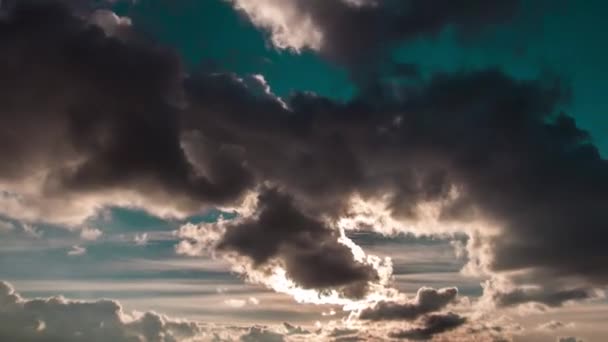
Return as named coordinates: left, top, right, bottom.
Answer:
left=21, top=223, right=42, bottom=239
left=224, top=299, right=247, bottom=308
left=89, top=9, right=132, bottom=37
left=0, top=281, right=201, bottom=342
left=227, top=0, right=323, bottom=52
left=134, top=233, right=149, bottom=246
left=80, top=227, right=102, bottom=241
left=67, top=245, right=86, bottom=256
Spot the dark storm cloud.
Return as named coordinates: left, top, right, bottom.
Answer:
left=2, top=0, right=608, bottom=304
left=359, top=287, right=458, bottom=321
left=184, top=66, right=608, bottom=294
left=0, top=1, right=253, bottom=213
left=492, top=287, right=595, bottom=308
left=389, top=312, right=466, bottom=340
left=233, top=0, right=520, bottom=67
left=216, top=188, right=378, bottom=297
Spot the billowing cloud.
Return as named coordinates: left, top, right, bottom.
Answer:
left=228, top=0, right=520, bottom=66
left=360, top=287, right=458, bottom=321
left=175, top=189, right=394, bottom=303
left=183, top=65, right=608, bottom=303
left=2, top=1, right=608, bottom=316
left=216, top=189, right=378, bottom=296
left=0, top=281, right=201, bottom=342
left=0, top=1, right=252, bottom=225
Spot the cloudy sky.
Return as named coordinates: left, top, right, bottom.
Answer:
left=0, top=0, right=607, bottom=341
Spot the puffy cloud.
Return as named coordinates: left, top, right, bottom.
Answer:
left=0, top=281, right=201, bottom=342
left=359, top=287, right=458, bottom=321
left=227, top=0, right=520, bottom=66
left=183, top=64, right=608, bottom=304
left=388, top=312, right=467, bottom=340
left=80, top=227, right=102, bottom=241
left=239, top=326, right=285, bottom=342
left=88, top=9, right=131, bottom=37
left=2, top=0, right=608, bottom=313
left=216, top=189, right=379, bottom=297
left=0, top=1, right=248, bottom=225
left=176, top=189, right=394, bottom=303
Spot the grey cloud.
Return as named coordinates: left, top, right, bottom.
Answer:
left=2, top=0, right=608, bottom=308
left=492, top=287, right=596, bottom=308
left=359, top=287, right=458, bottom=321
left=231, top=0, right=520, bottom=68
left=0, top=1, right=252, bottom=222
left=238, top=326, right=284, bottom=342
left=0, top=281, right=200, bottom=342
left=558, top=338, right=584, bottom=342
left=216, top=188, right=379, bottom=297
left=184, top=66, right=608, bottom=297
left=388, top=312, right=466, bottom=340
left=537, top=321, right=572, bottom=331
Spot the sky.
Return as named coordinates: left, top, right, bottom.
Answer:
left=0, top=1, right=607, bottom=341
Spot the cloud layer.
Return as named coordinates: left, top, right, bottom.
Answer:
left=0, top=281, right=200, bottom=342
left=1, top=1, right=608, bottom=334
left=229, top=0, right=520, bottom=67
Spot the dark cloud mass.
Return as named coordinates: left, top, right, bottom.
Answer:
left=0, top=1, right=252, bottom=213
left=492, top=287, right=595, bottom=308
left=216, top=188, right=379, bottom=297
left=184, top=65, right=608, bottom=291
left=388, top=312, right=467, bottom=340
left=1, top=0, right=608, bottom=309
left=233, top=0, right=520, bottom=68
left=359, top=287, right=458, bottom=321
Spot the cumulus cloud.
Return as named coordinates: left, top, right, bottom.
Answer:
left=360, top=287, right=458, bottom=321
left=0, top=1, right=247, bottom=225
left=0, top=281, right=201, bottom=342
left=228, top=0, right=520, bottom=66
left=176, top=189, right=394, bottom=303
left=2, top=0, right=608, bottom=315
left=184, top=64, right=608, bottom=305
left=88, top=9, right=131, bottom=37
left=80, top=227, right=102, bottom=241
left=216, top=189, right=379, bottom=297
